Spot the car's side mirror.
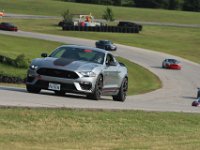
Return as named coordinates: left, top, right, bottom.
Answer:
left=41, top=53, right=48, bottom=57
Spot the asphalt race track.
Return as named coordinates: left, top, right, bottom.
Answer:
left=0, top=30, right=200, bottom=113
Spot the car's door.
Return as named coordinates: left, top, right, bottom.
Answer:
left=103, top=54, right=121, bottom=89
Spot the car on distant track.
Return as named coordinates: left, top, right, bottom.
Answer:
left=26, top=45, right=128, bottom=101
left=0, top=22, right=18, bottom=31
left=95, top=40, right=117, bottom=51
left=162, top=59, right=181, bottom=70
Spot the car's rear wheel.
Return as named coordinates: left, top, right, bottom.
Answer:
left=26, top=84, right=41, bottom=93
left=54, top=91, right=65, bottom=96
left=87, top=75, right=103, bottom=100
left=113, top=78, right=128, bottom=102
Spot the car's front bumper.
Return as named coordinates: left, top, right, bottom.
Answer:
left=26, top=69, right=97, bottom=94
left=168, top=64, right=181, bottom=70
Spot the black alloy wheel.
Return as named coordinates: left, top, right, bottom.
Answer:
left=87, top=75, right=103, bottom=100
left=113, top=78, right=128, bottom=102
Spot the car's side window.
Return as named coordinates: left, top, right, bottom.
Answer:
left=106, top=54, right=115, bottom=65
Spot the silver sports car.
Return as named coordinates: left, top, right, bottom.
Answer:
left=26, top=45, right=128, bottom=101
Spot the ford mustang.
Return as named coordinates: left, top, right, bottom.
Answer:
left=26, top=45, right=128, bottom=101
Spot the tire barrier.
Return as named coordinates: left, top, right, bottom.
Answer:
left=62, top=25, right=140, bottom=33
left=0, top=75, right=26, bottom=84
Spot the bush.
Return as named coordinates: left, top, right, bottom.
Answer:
left=14, top=54, right=29, bottom=68
left=102, top=7, right=115, bottom=22
left=0, top=54, right=29, bottom=68
left=61, top=9, right=74, bottom=26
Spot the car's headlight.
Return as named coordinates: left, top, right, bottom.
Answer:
left=79, top=71, right=96, bottom=77
left=111, top=45, right=116, bottom=49
left=30, top=65, right=38, bottom=70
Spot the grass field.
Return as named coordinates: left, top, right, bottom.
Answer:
left=1, top=0, right=200, bottom=24
left=0, top=108, right=200, bottom=150
left=0, top=34, right=161, bottom=95
left=0, top=34, right=61, bottom=78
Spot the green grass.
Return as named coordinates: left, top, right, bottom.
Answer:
left=0, top=108, right=200, bottom=150
left=0, top=34, right=161, bottom=95
left=0, top=34, right=61, bottom=78
left=0, top=33, right=61, bottom=59
left=1, top=0, right=200, bottom=24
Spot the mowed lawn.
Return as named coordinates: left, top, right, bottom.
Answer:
left=0, top=34, right=161, bottom=95
left=0, top=108, right=200, bottom=150
left=0, top=34, right=61, bottom=78
left=1, top=0, right=200, bottom=24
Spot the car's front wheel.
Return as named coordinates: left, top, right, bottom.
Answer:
left=87, top=75, right=103, bottom=100
left=26, top=84, right=41, bottom=93
left=113, top=77, right=128, bottom=102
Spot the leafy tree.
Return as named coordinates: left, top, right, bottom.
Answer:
left=134, top=0, right=169, bottom=8
left=168, top=0, right=180, bottom=10
left=122, top=0, right=135, bottom=6
left=61, top=9, right=73, bottom=25
left=182, top=0, right=200, bottom=12
left=113, top=0, right=122, bottom=6
left=102, top=7, right=115, bottom=22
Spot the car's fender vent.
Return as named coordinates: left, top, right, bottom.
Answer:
left=37, top=68, right=79, bottom=79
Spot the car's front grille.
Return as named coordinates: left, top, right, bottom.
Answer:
left=35, top=80, right=77, bottom=91
left=37, top=68, right=79, bottom=79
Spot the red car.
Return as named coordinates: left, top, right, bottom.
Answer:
left=0, top=22, right=18, bottom=31
left=162, top=59, right=181, bottom=70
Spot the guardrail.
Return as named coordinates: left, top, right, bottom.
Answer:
left=62, top=25, right=140, bottom=33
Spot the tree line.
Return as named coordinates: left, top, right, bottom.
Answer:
left=61, top=0, right=200, bottom=12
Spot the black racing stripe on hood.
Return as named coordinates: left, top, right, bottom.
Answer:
left=54, top=58, right=75, bottom=66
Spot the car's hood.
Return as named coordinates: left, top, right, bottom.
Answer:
left=33, top=57, right=101, bottom=71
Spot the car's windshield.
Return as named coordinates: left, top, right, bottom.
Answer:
left=50, top=46, right=105, bottom=64
left=104, top=41, right=112, bottom=44
left=2, top=23, right=13, bottom=26
left=168, top=59, right=179, bottom=64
